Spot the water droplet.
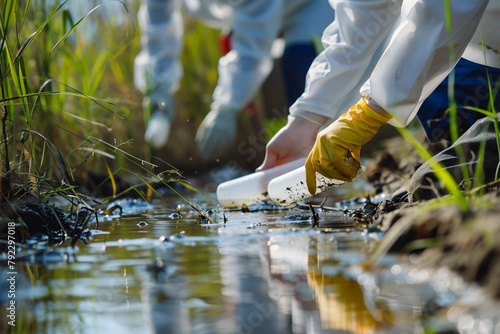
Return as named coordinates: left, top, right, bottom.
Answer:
left=457, top=314, right=474, bottom=331
left=391, top=264, right=401, bottom=275
left=409, top=253, right=419, bottom=263
left=447, top=307, right=462, bottom=323
left=169, top=213, right=180, bottom=219
left=479, top=319, right=494, bottom=333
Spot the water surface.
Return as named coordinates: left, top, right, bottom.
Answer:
left=5, top=192, right=498, bottom=334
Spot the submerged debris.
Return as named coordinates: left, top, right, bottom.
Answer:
left=349, top=200, right=405, bottom=225
left=147, top=256, right=166, bottom=281
left=198, top=212, right=210, bottom=224
left=308, top=203, right=321, bottom=227
left=0, top=200, right=89, bottom=247
left=169, top=212, right=181, bottom=219
left=137, top=221, right=148, bottom=228
left=0, top=189, right=95, bottom=249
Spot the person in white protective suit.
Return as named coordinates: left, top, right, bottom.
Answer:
left=134, top=0, right=334, bottom=161
left=258, top=0, right=500, bottom=195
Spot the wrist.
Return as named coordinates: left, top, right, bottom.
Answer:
left=360, top=98, right=391, bottom=125
left=362, top=97, right=391, bottom=120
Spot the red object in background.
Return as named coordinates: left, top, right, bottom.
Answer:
left=219, top=32, right=232, bottom=55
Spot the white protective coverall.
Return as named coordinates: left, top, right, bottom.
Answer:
left=134, top=0, right=334, bottom=157
left=290, top=0, right=500, bottom=127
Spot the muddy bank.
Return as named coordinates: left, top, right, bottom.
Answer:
left=0, top=191, right=93, bottom=248
left=358, top=133, right=500, bottom=299
left=373, top=194, right=500, bottom=299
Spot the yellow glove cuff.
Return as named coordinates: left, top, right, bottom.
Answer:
left=359, top=98, right=392, bottom=124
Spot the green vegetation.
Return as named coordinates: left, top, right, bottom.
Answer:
left=388, top=1, right=499, bottom=212
left=396, top=126, right=468, bottom=211
left=0, top=0, right=224, bottom=243
left=2, top=1, right=131, bottom=200
left=366, top=1, right=500, bottom=268
left=0, top=0, right=222, bottom=200
left=1, top=0, right=498, bottom=231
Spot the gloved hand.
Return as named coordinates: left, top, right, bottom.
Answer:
left=305, top=98, right=391, bottom=194
left=258, top=112, right=328, bottom=171
left=144, top=86, right=174, bottom=149
left=195, top=107, right=239, bottom=162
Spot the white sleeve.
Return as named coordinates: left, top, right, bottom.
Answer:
left=361, top=0, right=490, bottom=127
left=290, top=0, right=401, bottom=119
left=134, top=0, right=183, bottom=94
left=462, top=0, right=500, bottom=68
left=212, top=0, right=283, bottom=111
left=183, top=0, right=232, bottom=28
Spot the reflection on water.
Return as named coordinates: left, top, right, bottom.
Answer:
left=308, top=274, right=378, bottom=333
left=4, top=194, right=499, bottom=333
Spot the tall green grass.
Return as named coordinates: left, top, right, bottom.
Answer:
left=443, top=0, right=471, bottom=187
left=0, top=0, right=228, bottom=229
left=0, top=1, right=170, bottom=207
left=396, top=127, right=468, bottom=211
left=2, top=1, right=121, bottom=202
left=468, top=36, right=500, bottom=181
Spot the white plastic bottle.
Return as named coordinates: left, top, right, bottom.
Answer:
left=267, top=166, right=347, bottom=206
left=217, top=158, right=306, bottom=208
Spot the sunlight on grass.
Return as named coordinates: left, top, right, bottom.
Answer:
left=396, top=127, right=468, bottom=211
left=1, top=0, right=222, bottom=218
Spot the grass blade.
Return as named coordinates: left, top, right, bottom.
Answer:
left=50, top=1, right=129, bottom=55
left=105, top=161, right=117, bottom=197
left=444, top=0, right=470, bottom=185
left=14, top=1, right=69, bottom=62
left=397, top=126, right=468, bottom=211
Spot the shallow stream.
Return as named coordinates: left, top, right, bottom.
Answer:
left=4, top=187, right=500, bottom=334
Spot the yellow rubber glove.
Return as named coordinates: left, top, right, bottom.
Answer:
left=305, top=98, right=391, bottom=195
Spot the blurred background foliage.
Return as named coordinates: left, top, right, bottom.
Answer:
left=44, top=0, right=224, bottom=173
left=1, top=0, right=291, bottom=200
left=0, top=0, right=226, bottom=193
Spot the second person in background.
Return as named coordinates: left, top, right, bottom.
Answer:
left=134, top=0, right=334, bottom=162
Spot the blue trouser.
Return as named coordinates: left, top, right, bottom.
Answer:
left=281, top=43, right=318, bottom=107
left=417, top=58, right=500, bottom=143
